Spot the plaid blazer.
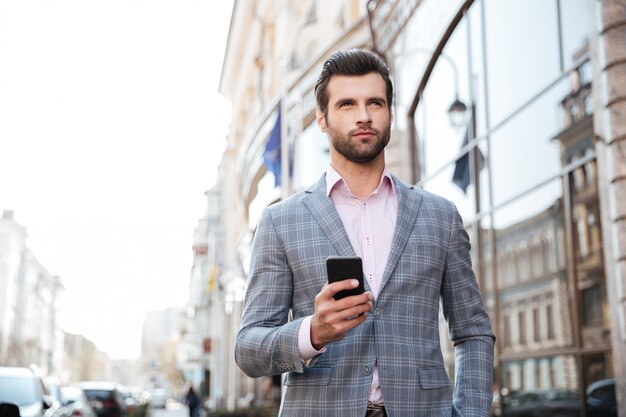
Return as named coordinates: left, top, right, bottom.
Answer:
left=235, top=174, right=495, bottom=417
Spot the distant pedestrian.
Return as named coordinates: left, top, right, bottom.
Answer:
left=185, top=385, right=200, bottom=417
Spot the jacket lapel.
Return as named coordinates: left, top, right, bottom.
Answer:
left=302, top=174, right=355, bottom=257
left=379, top=176, right=423, bottom=292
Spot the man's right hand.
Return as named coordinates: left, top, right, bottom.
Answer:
left=310, top=279, right=373, bottom=350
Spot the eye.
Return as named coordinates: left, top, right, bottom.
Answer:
left=338, top=101, right=352, bottom=108
left=369, top=100, right=383, bottom=107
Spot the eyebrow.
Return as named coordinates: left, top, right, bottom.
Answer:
left=333, top=96, right=387, bottom=105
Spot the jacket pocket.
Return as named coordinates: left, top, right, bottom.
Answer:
left=283, top=365, right=334, bottom=386
left=418, top=367, right=451, bottom=389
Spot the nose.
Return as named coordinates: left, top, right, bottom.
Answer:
left=356, top=103, right=372, bottom=125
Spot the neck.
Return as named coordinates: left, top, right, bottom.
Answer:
left=331, top=156, right=385, bottom=199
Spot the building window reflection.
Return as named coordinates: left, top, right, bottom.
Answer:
left=391, top=0, right=613, bottom=404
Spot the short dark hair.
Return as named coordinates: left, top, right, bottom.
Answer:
left=314, top=48, right=393, bottom=119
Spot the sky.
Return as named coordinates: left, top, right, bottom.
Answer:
left=0, top=0, right=233, bottom=359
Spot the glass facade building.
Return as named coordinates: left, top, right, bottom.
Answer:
left=387, top=0, right=614, bottom=404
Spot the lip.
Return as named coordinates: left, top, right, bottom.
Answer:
left=352, top=130, right=376, bottom=138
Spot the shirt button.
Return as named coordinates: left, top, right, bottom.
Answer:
left=363, top=365, right=371, bottom=375
left=374, top=308, right=382, bottom=319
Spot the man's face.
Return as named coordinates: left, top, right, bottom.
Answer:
left=317, top=72, right=392, bottom=165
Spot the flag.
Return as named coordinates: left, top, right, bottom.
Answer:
left=263, top=105, right=282, bottom=187
left=452, top=129, right=484, bottom=194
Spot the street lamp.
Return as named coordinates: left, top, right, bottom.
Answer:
left=447, top=95, right=468, bottom=128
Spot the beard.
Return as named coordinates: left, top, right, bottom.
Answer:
left=327, top=123, right=391, bottom=164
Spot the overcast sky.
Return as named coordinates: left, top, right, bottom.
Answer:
left=0, top=0, right=233, bottom=359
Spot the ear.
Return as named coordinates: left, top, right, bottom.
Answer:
left=316, top=108, right=328, bottom=132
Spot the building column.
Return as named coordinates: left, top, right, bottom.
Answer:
left=590, top=0, right=626, bottom=414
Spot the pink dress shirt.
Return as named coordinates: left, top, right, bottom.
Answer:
left=298, top=165, right=398, bottom=404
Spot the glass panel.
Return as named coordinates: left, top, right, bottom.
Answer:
left=468, top=0, right=488, bottom=138
left=494, top=180, right=578, bottom=376
left=416, top=15, right=471, bottom=179
left=484, top=0, right=561, bottom=126
left=559, top=0, right=591, bottom=69
left=478, top=138, right=491, bottom=212
left=490, top=77, right=569, bottom=208
left=421, top=164, right=473, bottom=220
left=422, top=141, right=489, bottom=224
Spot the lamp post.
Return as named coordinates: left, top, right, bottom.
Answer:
left=448, top=96, right=468, bottom=128
left=396, top=47, right=468, bottom=183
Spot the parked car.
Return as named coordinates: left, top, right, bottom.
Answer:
left=119, top=387, right=143, bottom=416
left=504, top=388, right=581, bottom=417
left=60, top=386, right=97, bottom=417
left=45, top=377, right=72, bottom=417
left=586, top=378, right=617, bottom=417
left=145, top=388, right=168, bottom=409
left=0, top=366, right=62, bottom=417
left=79, top=382, right=125, bottom=417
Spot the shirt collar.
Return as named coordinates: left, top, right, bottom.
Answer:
left=325, top=164, right=396, bottom=197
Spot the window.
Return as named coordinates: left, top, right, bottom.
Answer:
left=484, top=0, right=561, bottom=126
left=535, top=363, right=542, bottom=388
left=504, top=313, right=511, bottom=347
left=533, top=308, right=540, bottom=342
left=559, top=0, right=591, bottom=69
left=584, top=148, right=596, bottom=185
left=547, top=304, right=555, bottom=340
left=490, top=79, right=568, bottom=208
left=577, top=217, right=588, bottom=257
left=519, top=311, right=526, bottom=345
left=582, top=284, right=604, bottom=326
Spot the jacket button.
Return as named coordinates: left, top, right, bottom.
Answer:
left=374, top=308, right=382, bottom=318
left=363, top=365, right=371, bottom=375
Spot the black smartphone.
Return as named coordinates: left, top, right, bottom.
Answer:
left=326, top=256, right=365, bottom=300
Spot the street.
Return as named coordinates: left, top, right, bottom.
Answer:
left=147, top=402, right=189, bottom=417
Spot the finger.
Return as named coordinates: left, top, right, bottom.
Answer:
left=336, top=301, right=372, bottom=321
left=326, top=278, right=361, bottom=298
left=332, top=291, right=373, bottom=311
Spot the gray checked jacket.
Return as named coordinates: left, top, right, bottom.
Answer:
left=235, top=174, right=495, bottom=417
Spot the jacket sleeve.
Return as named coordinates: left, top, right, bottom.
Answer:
left=234, top=207, right=306, bottom=378
left=440, top=203, right=496, bottom=417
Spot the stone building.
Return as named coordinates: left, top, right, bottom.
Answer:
left=0, top=210, right=64, bottom=374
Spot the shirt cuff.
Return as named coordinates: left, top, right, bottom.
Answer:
left=298, top=315, right=326, bottom=360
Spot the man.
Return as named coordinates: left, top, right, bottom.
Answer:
left=235, top=48, right=495, bottom=417
left=184, top=385, right=199, bottom=417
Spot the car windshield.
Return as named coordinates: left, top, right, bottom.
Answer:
left=0, top=375, right=39, bottom=406
left=83, top=389, right=114, bottom=400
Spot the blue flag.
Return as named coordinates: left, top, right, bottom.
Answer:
left=263, top=105, right=281, bottom=187
left=452, top=128, right=484, bottom=194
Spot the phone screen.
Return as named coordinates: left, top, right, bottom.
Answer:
left=326, top=256, right=365, bottom=300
